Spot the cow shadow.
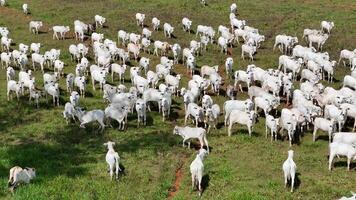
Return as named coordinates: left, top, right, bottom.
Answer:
left=37, top=30, right=47, bottom=34
left=201, top=174, right=210, bottom=195
left=170, top=34, right=177, bottom=39
left=315, top=135, right=330, bottom=142
left=333, top=161, right=356, bottom=170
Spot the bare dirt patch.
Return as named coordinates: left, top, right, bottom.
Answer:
left=167, top=154, right=189, bottom=200
left=0, top=6, right=31, bottom=21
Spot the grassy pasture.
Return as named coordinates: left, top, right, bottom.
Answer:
left=0, top=0, right=356, bottom=199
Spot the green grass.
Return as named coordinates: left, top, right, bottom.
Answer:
left=0, top=0, right=356, bottom=199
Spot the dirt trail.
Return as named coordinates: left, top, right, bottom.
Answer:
left=0, top=6, right=32, bottom=21
left=167, top=154, right=189, bottom=200
left=0, top=5, right=53, bottom=32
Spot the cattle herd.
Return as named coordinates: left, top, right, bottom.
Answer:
left=1, top=0, right=356, bottom=198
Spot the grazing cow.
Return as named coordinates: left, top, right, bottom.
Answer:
left=8, top=166, right=36, bottom=192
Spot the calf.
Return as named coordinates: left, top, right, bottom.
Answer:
left=135, top=98, right=147, bottom=127
left=265, top=114, right=279, bottom=141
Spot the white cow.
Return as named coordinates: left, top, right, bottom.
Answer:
left=127, top=43, right=140, bottom=60
left=6, top=66, right=15, bottom=81
left=135, top=13, right=145, bottom=27
left=205, top=104, right=220, bottom=133
left=103, top=141, right=122, bottom=180
left=333, top=132, right=356, bottom=146
left=22, top=4, right=28, bottom=14
left=8, top=166, right=36, bottom=191
left=95, top=15, right=106, bottom=27
left=135, top=98, right=147, bottom=127
left=66, top=73, right=75, bottom=93
left=154, top=41, right=170, bottom=56
left=225, top=57, right=233, bottom=77
left=142, top=28, right=152, bottom=39
left=7, top=80, right=23, bottom=101
left=52, top=26, right=70, bottom=40
left=218, top=37, right=228, bottom=54
left=313, top=117, right=335, bottom=142
left=282, top=150, right=297, bottom=192
left=182, top=17, right=192, bottom=33
left=164, top=23, right=174, bottom=38
left=329, top=142, right=356, bottom=171
left=118, top=30, right=130, bottom=45
left=339, top=49, right=356, bottom=66
left=75, top=108, right=106, bottom=132
left=29, top=21, right=42, bottom=34
left=152, top=17, right=160, bottom=31
left=190, top=149, right=208, bottom=196
left=30, top=43, right=41, bottom=53
left=172, top=43, right=181, bottom=64
left=227, top=110, right=256, bottom=137
left=111, top=63, right=126, bottom=83
left=265, top=114, right=279, bottom=141
left=308, top=33, right=329, bottom=51
left=241, top=44, right=256, bottom=61
left=321, top=21, right=334, bottom=34
left=74, top=76, right=86, bottom=97
left=185, top=103, right=204, bottom=127
left=1, top=52, right=11, bottom=69
left=44, top=83, right=60, bottom=106
left=173, top=126, right=209, bottom=151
